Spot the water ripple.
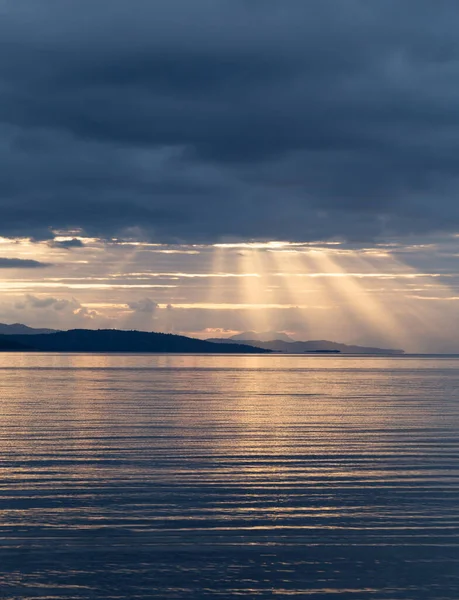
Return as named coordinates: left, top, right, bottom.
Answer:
left=0, top=354, right=458, bottom=598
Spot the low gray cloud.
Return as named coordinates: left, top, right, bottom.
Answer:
left=16, top=295, right=80, bottom=311
left=0, top=258, right=52, bottom=268
left=73, top=306, right=99, bottom=319
left=127, top=298, right=158, bottom=314
left=0, top=1, right=459, bottom=243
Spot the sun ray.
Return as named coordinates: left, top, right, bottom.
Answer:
left=237, top=248, right=272, bottom=333
left=345, top=251, right=459, bottom=349
left=307, top=250, right=408, bottom=349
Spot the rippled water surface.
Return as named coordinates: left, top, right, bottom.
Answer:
left=1, top=353, right=458, bottom=599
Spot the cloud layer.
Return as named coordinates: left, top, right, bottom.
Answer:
left=0, top=1, right=458, bottom=243
left=0, top=258, right=51, bottom=268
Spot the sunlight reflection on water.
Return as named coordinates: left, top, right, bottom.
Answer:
left=0, top=353, right=458, bottom=598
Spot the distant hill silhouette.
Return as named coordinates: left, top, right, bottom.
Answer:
left=0, top=323, right=57, bottom=335
left=229, top=331, right=296, bottom=342
left=0, top=329, right=271, bottom=354
left=207, top=337, right=404, bottom=355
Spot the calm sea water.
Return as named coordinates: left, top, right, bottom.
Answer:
left=0, top=353, right=458, bottom=599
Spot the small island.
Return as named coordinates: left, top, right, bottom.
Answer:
left=304, top=349, right=341, bottom=354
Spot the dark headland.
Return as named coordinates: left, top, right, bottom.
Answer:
left=0, top=328, right=271, bottom=353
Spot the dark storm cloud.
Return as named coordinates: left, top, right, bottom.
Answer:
left=0, top=257, right=52, bottom=268
left=1, top=0, right=459, bottom=242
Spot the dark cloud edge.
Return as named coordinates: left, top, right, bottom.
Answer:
left=0, top=257, right=53, bottom=268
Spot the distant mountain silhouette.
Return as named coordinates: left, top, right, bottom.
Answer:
left=207, top=337, right=404, bottom=355
left=229, top=331, right=296, bottom=342
left=0, top=329, right=271, bottom=353
left=0, top=323, right=57, bottom=335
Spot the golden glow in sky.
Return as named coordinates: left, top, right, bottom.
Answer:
left=1, top=235, right=459, bottom=352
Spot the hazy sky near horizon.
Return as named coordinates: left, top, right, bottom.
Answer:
left=1, top=1, right=459, bottom=351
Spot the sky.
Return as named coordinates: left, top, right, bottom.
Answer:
left=1, top=1, right=459, bottom=352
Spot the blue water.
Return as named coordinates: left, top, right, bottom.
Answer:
left=0, top=353, right=458, bottom=598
